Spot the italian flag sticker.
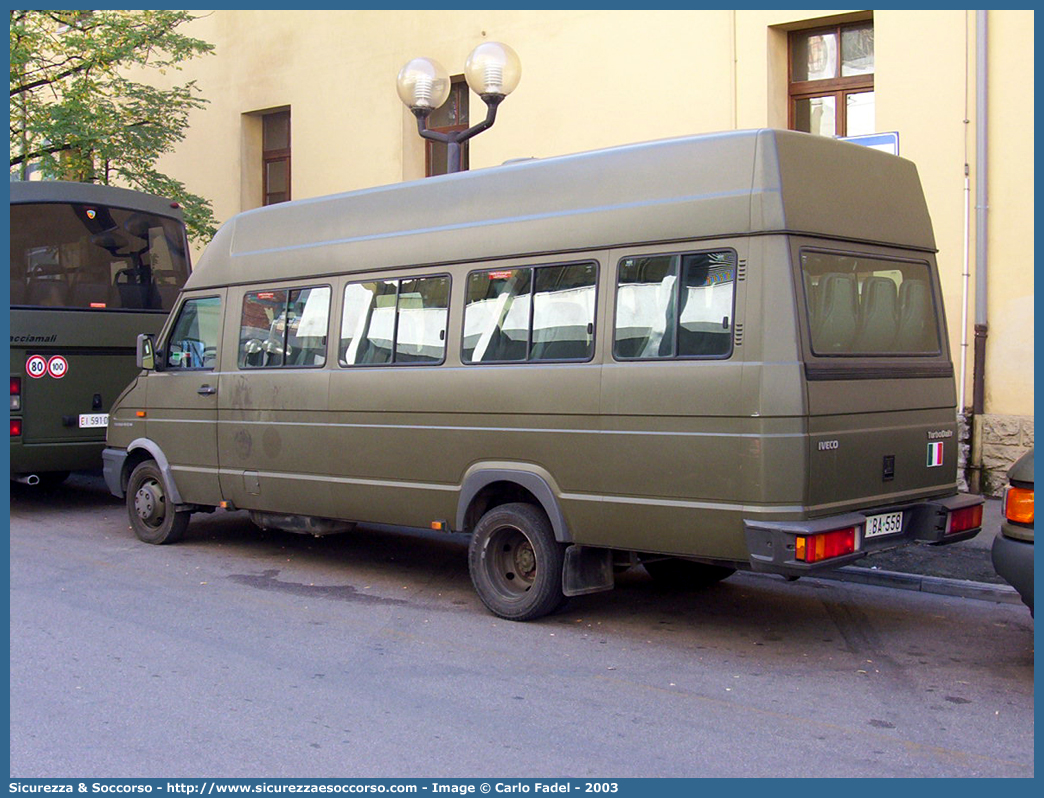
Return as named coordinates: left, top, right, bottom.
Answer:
left=927, top=441, right=944, bottom=467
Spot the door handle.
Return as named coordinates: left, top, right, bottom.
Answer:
left=197, top=384, right=217, bottom=396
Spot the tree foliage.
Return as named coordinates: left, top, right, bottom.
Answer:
left=10, top=10, right=217, bottom=242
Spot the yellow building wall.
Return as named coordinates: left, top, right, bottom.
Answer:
left=155, top=9, right=1033, bottom=425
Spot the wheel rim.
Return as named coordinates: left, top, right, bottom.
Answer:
left=485, top=525, right=538, bottom=599
left=134, top=478, right=166, bottom=529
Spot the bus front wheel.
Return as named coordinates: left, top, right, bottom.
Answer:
left=468, top=502, right=566, bottom=621
left=126, top=460, right=190, bottom=545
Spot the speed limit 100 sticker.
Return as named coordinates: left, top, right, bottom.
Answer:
left=47, top=355, right=68, bottom=378
left=25, top=355, right=48, bottom=379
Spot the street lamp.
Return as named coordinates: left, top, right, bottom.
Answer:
left=396, top=42, right=521, bottom=174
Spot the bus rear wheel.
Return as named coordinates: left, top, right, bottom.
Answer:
left=642, top=557, right=736, bottom=589
left=126, top=460, right=189, bottom=545
left=468, top=502, right=566, bottom=621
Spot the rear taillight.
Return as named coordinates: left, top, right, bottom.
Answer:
left=10, top=376, right=21, bottom=411
left=946, top=504, right=984, bottom=535
left=1004, top=487, right=1034, bottom=525
left=10, top=418, right=22, bottom=437
left=795, top=527, right=856, bottom=563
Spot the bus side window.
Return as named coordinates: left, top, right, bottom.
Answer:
left=530, top=263, right=596, bottom=361
left=395, top=276, right=449, bottom=364
left=614, top=249, right=735, bottom=360
left=677, top=251, right=735, bottom=357
left=340, top=276, right=448, bottom=366
left=285, top=286, right=330, bottom=366
left=463, top=269, right=531, bottom=363
left=240, top=289, right=289, bottom=367
left=464, top=262, right=595, bottom=364
left=166, top=296, right=222, bottom=369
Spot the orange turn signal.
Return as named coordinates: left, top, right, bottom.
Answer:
left=1005, top=487, right=1034, bottom=525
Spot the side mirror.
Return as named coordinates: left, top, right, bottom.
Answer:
left=136, top=334, right=156, bottom=371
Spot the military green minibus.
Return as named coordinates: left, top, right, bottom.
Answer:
left=103, top=129, right=983, bottom=620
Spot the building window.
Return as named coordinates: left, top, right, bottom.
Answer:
left=425, top=79, right=469, bottom=176
left=262, top=109, right=291, bottom=205
left=789, top=21, right=874, bottom=138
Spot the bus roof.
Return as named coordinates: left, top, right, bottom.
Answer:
left=9, top=180, right=184, bottom=220
left=189, top=128, right=935, bottom=290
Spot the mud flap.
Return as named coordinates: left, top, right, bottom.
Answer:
left=562, top=544, right=614, bottom=597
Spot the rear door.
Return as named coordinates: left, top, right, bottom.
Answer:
left=15, top=309, right=152, bottom=450
left=795, top=243, right=958, bottom=511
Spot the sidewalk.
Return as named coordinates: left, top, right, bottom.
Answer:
left=811, top=497, right=1022, bottom=605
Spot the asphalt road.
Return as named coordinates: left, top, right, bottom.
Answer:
left=9, top=472, right=1035, bottom=778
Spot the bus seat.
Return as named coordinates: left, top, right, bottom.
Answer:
left=479, top=327, right=526, bottom=362
left=531, top=301, right=591, bottom=361
left=812, top=272, right=858, bottom=353
left=677, top=324, right=730, bottom=356
left=895, top=279, right=935, bottom=352
left=123, top=213, right=153, bottom=240
left=26, top=270, right=69, bottom=307
left=852, top=275, right=898, bottom=352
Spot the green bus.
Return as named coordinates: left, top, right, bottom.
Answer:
left=10, top=180, right=191, bottom=485
left=102, top=129, right=983, bottom=620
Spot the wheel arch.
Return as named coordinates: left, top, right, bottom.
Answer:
left=123, top=438, right=184, bottom=505
left=457, top=466, right=572, bottom=543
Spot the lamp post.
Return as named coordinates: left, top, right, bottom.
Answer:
left=396, top=42, right=521, bottom=174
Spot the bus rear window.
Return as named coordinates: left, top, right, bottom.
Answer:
left=801, top=251, right=940, bottom=356
left=10, top=202, right=189, bottom=311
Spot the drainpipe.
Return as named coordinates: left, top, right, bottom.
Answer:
left=969, top=9, right=989, bottom=494
left=730, top=10, right=738, bottom=130
left=959, top=164, right=970, bottom=412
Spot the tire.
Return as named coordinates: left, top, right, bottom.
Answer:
left=126, top=460, right=190, bottom=545
left=468, top=502, right=566, bottom=621
left=642, top=557, right=736, bottom=590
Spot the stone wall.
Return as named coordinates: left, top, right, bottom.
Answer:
left=957, top=413, right=971, bottom=493
left=974, top=414, right=1035, bottom=496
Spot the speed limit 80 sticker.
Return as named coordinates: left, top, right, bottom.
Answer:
left=26, top=354, right=68, bottom=379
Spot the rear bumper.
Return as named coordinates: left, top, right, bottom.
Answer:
left=991, top=533, right=1034, bottom=611
left=744, top=493, right=983, bottom=577
left=10, top=439, right=105, bottom=475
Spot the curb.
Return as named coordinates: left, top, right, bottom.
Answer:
left=811, top=565, right=1022, bottom=604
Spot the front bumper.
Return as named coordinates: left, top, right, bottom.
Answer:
left=991, top=533, right=1034, bottom=611
left=102, top=447, right=128, bottom=499
left=744, top=493, right=983, bottom=578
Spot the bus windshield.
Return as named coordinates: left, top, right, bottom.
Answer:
left=10, top=201, right=190, bottom=311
